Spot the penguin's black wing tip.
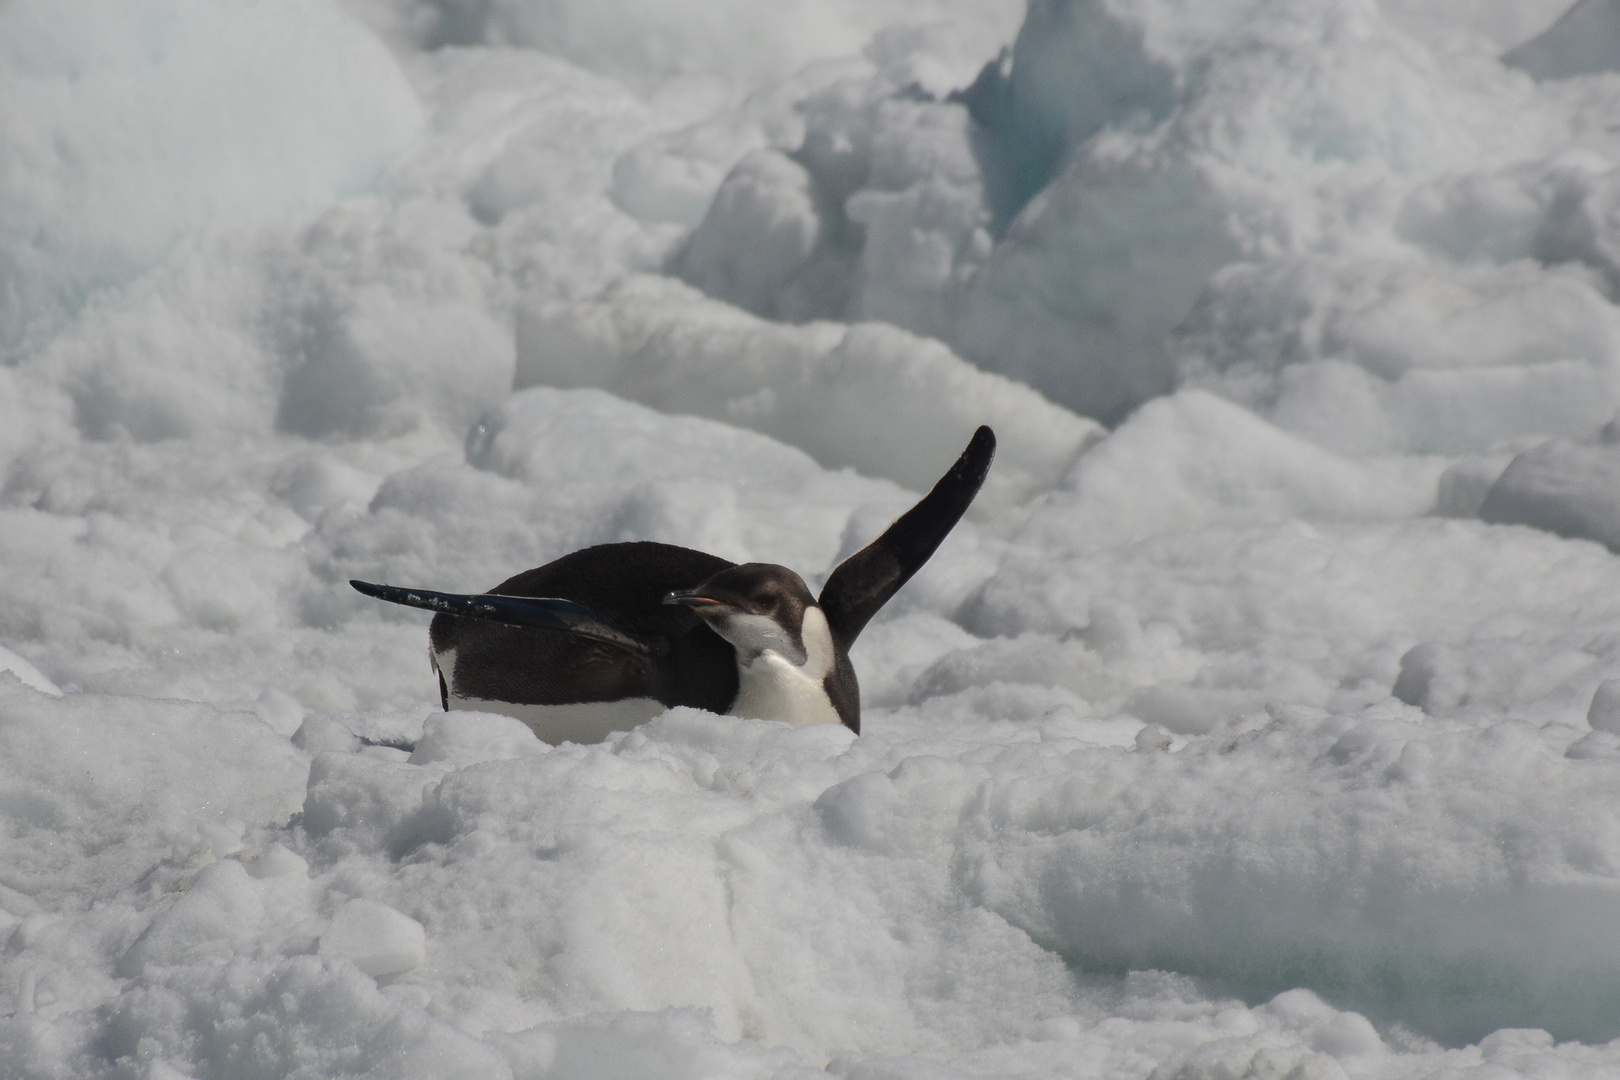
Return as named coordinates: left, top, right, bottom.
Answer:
left=349, top=580, right=657, bottom=657
left=967, top=424, right=995, bottom=457
left=819, top=425, right=996, bottom=649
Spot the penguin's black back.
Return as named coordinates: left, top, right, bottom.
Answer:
left=432, top=542, right=739, bottom=713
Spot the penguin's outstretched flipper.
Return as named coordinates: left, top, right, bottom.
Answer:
left=349, top=580, right=655, bottom=656
left=818, top=426, right=996, bottom=651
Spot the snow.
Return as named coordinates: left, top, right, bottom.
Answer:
left=0, top=647, right=60, bottom=697
left=319, top=898, right=427, bottom=978
left=1478, top=417, right=1620, bottom=549
left=1505, top=0, right=1620, bottom=81
left=0, top=0, right=422, bottom=363
left=6, top=0, right=1620, bottom=1077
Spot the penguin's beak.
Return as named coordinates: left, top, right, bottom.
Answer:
left=663, top=590, right=730, bottom=611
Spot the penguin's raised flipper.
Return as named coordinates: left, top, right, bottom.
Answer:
left=349, top=580, right=657, bottom=657
left=818, top=426, right=996, bottom=650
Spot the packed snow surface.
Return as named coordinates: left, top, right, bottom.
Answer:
left=7, top=0, right=1620, bottom=1077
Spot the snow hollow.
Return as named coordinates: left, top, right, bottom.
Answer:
left=5, top=0, right=1620, bottom=1077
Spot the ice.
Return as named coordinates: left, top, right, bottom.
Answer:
left=666, top=0, right=1620, bottom=436
left=1478, top=417, right=1620, bottom=549
left=1007, top=389, right=1445, bottom=552
left=9, top=0, right=1620, bottom=1076
left=0, top=647, right=61, bottom=696
left=0, top=682, right=305, bottom=906
left=344, top=0, right=1024, bottom=94
left=0, top=0, right=422, bottom=362
left=515, top=275, right=1102, bottom=509
left=1505, top=0, right=1620, bottom=80
left=1383, top=0, right=1574, bottom=53
left=320, top=898, right=427, bottom=978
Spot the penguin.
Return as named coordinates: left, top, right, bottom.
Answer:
left=350, top=425, right=995, bottom=742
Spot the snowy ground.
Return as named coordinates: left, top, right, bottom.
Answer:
left=6, top=0, right=1620, bottom=1077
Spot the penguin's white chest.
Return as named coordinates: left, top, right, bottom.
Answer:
left=731, top=652, right=841, bottom=727
left=729, top=606, right=841, bottom=727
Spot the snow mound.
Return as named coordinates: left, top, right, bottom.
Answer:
left=345, top=0, right=1022, bottom=93
left=0, top=0, right=421, bottom=361
left=1505, top=0, right=1620, bottom=81
left=0, top=682, right=306, bottom=907
left=1012, top=390, right=1444, bottom=552
left=667, top=0, right=1620, bottom=445
left=320, top=897, right=427, bottom=977
left=931, top=702, right=1620, bottom=1046
left=971, top=518, right=1620, bottom=730
left=0, top=646, right=61, bottom=696
left=1479, top=417, right=1620, bottom=550
left=517, top=275, right=1101, bottom=511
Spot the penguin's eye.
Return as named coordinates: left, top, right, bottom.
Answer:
left=752, top=592, right=778, bottom=613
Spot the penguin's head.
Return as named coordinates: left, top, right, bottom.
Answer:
left=664, top=563, right=818, bottom=665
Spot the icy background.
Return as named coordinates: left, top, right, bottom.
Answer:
left=7, top=0, right=1620, bottom=1076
